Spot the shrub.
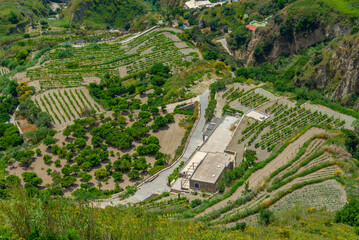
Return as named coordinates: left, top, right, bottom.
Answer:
left=60, top=176, right=77, bottom=188
left=81, top=162, right=92, bottom=172
left=78, top=172, right=92, bottom=182
left=61, top=166, right=72, bottom=176
left=54, top=159, right=61, bottom=167
left=335, top=200, right=359, bottom=226
left=190, top=199, right=202, bottom=208
left=30, top=177, right=43, bottom=186
left=128, top=170, right=140, bottom=180
left=258, top=209, right=274, bottom=226
left=21, top=172, right=37, bottom=182
left=36, top=149, right=41, bottom=156
left=94, top=168, right=110, bottom=180
left=43, top=155, right=52, bottom=164
left=234, top=222, right=247, bottom=231
left=112, top=172, right=123, bottom=181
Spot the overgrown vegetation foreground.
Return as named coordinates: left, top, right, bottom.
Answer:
left=0, top=187, right=358, bottom=240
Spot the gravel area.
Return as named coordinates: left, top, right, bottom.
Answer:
left=254, top=88, right=277, bottom=101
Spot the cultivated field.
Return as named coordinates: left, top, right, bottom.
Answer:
left=0, top=67, right=9, bottom=76
left=6, top=114, right=186, bottom=196
left=23, top=28, right=198, bottom=90
left=33, top=87, right=104, bottom=129
left=195, top=128, right=350, bottom=228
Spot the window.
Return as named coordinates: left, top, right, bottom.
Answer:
left=194, top=183, right=200, bottom=188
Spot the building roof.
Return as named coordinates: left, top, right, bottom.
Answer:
left=185, top=0, right=211, bottom=9
left=190, top=152, right=234, bottom=184
left=245, top=24, right=258, bottom=32
left=200, top=115, right=238, bottom=153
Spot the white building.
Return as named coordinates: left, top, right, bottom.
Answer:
left=185, top=0, right=227, bottom=9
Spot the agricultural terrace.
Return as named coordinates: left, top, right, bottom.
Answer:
left=33, top=87, right=103, bottom=130
left=6, top=107, right=188, bottom=197
left=0, top=67, right=9, bottom=76
left=217, top=83, right=354, bottom=157
left=24, top=28, right=199, bottom=90
left=190, top=128, right=353, bottom=227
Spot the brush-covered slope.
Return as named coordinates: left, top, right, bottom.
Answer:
left=64, top=0, right=151, bottom=29
left=0, top=0, right=50, bottom=35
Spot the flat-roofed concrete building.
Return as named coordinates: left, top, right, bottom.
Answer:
left=189, top=152, right=234, bottom=192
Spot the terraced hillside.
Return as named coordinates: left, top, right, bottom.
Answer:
left=180, top=128, right=353, bottom=228
left=0, top=67, right=9, bottom=76
left=219, top=84, right=353, bottom=154
left=33, top=87, right=104, bottom=129
left=24, top=28, right=198, bottom=90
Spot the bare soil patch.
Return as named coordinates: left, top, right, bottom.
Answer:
left=16, top=117, right=38, bottom=134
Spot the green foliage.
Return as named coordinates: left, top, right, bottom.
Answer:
left=112, top=172, right=123, bottom=181
left=94, top=168, right=110, bottom=180
left=60, top=176, right=77, bottom=188
left=335, top=200, right=359, bottom=227
left=43, top=155, right=52, bottom=164
left=132, top=157, right=149, bottom=171
left=190, top=199, right=202, bottom=208
left=67, top=0, right=150, bottom=29
left=258, top=209, right=275, bottom=226
left=227, top=25, right=251, bottom=50
left=136, top=144, right=160, bottom=155
left=0, top=123, right=23, bottom=150
left=128, top=169, right=140, bottom=180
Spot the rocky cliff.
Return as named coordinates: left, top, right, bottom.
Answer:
left=299, top=33, right=359, bottom=105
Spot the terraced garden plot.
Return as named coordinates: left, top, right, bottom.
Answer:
left=33, top=87, right=104, bottom=129
left=270, top=164, right=339, bottom=195
left=224, top=88, right=269, bottom=108
left=270, top=179, right=347, bottom=212
left=0, top=67, right=9, bottom=76
left=238, top=102, right=344, bottom=152
left=271, top=138, right=326, bottom=181
left=198, top=128, right=326, bottom=218
left=25, top=29, right=197, bottom=89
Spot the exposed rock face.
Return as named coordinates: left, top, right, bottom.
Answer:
left=307, top=34, right=359, bottom=102
left=240, top=22, right=349, bottom=66
left=237, top=19, right=358, bottom=104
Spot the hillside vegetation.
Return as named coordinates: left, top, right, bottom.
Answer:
left=64, top=0, right=151, bottom=29
left=0, top=0, right=49, bottom=37
left=0, top=0, right=359, bottom=239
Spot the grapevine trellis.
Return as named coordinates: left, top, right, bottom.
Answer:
left=34, top=87, right=102, bottom=126
left=238, top=103, right=345, bottom=151
left=26, top=30, right=195, bottom=90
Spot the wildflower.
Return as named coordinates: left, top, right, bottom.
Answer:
left=333, top=170, right=343, bottom=176
left=307, top=207, right=316, bottom=213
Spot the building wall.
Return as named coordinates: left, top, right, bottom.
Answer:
left=189, top=161, right=234, bottom=193
left=189, top=179, right=217, bottom=192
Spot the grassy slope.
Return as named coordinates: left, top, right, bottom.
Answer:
left=0, top=0, right=48, bottom=36
left=64, top=0, right=151, bottom=29
left=0, top=187, right=357, bottom=239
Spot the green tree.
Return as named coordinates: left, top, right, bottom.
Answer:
left=43, top=137, right=56, bottom=147
left=128, top=170, right=140, bottom=180
left=43, top=155, right=52, bottom=164
left=81, top=162, right=92, bottom=172
left=60, top=176, right=77, bottom=188
left=94, top=168, right=110, bottom=180
left=258, top=209, right=274, bottom=226
left=63, top=128, right=72, bottom=139
left=74, top=137, right=87, bottom=148
left=112, top=172, right=123, bottom=181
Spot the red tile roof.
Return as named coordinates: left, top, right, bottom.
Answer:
left=245, top=24, right=258, bottom=32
